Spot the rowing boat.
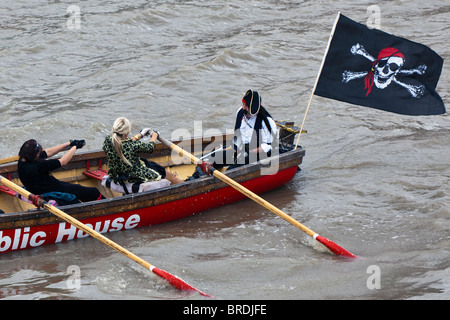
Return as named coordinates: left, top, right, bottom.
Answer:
left=0, top=130, right=305, bottom=254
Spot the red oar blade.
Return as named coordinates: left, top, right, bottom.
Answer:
left=151, top=267, right=213, bottom=298
left=315, top=235, right=357, bottom=258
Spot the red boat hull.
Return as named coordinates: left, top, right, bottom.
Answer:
left=0, top=166, right=298, bottom=254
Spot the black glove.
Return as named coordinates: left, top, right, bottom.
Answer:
left=70, top=140, right=86, bottom=149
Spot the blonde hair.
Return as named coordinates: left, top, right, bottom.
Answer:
left=112, top=117, right=132, bottom=166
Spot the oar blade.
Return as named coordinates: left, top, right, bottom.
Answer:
left=315, top=235, right=357, bottom=258
left=151, top=267, right=213, bottom=298
left=157, top=136, right=358, bottom=259
left=0, top=177, right=212, bottom=296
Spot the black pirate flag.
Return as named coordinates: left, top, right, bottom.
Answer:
left=315, top=14, right=446, bottom=116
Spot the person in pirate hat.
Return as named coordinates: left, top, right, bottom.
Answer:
left=197, top=90, right=276, bottom=174
left=234, top=89, right=277, bottom=163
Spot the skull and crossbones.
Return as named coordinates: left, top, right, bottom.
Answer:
left=342, top=43, right=427, bottom=98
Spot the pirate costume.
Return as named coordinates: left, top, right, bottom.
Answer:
left=212, top=90, right=277, bottom=170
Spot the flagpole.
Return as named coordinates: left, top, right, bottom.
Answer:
left=294, top=11, right=341, bottom=150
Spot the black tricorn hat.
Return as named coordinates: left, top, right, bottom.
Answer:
left=242, top=90, right=261, bottom=116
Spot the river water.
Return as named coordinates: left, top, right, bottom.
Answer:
left=0, top=0, right=448, bottom=302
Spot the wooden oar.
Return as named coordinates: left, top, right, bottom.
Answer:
left=0, top=176, right=212, bottom=297
left=0, top=144, right=75, bottom=165
left=0, top=155, right=19, bottom=165
left=158, top=135, right=357, bottom=258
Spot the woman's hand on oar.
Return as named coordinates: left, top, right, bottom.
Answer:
left=0, top=176, right=212, bottom=297
left=158, top=135, right=357, bottom=259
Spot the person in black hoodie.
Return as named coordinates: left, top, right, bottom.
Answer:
left=17, top=139, right=104, bottom=205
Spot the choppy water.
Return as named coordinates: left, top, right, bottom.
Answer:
left=0, top=0, right=448, bottom=301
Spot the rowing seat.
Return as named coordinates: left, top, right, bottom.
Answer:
left=0, top=185, right=16, bottom=197
left=83, top=169, right=108, bottom=181
left=0, top=183, right=63, bottom=208
left=100, top=175, right=170, bottom=194
left=83, top=169, right=170, bottom=194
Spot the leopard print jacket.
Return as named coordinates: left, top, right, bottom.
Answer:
left=102, top=136, right=161, bottom=184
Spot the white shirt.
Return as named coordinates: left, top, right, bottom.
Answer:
left=236, top=109, right=277, bottom=153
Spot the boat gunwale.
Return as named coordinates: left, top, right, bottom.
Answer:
left=0, top=140, right=304, bottom=229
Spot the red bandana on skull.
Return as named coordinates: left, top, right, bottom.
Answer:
left=364, top=47, right=405, bottom=96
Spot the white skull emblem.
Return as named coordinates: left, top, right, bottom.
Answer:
left=374, top=56, right=404, bottom=89
left=343, top=44, right=427, bottom=98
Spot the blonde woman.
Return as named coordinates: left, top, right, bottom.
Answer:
left=102, top=117, right=182, bottom=189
